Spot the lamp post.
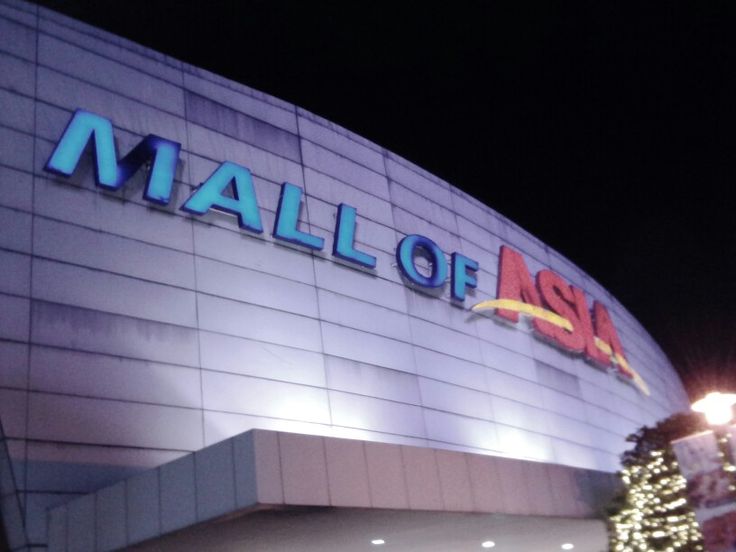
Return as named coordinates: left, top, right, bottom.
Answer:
left=692, top=392, right=736, bottom=427
left=685, top=392, right=736, bottom=550
left=691, top=392, right=736, bottom=494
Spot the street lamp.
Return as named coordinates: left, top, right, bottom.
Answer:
left=685, top=391, right=736, bottom=550
left=691, top=391, right=736, bottom=492
left=691, top=392, right=736, bottom=426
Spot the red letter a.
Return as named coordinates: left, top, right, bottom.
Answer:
left=571, top=287, right=611, bottom=366
left=593, top=301, right=633, bottom=379
left=495, top=246, right=542, bottom=322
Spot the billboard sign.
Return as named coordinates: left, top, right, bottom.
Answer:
left=44, top=109, right=649, bottom=395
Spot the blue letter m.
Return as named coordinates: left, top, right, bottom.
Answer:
left=45, top=109, right=181, bottom=205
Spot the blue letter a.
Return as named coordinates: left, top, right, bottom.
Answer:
left=45, top=109, right=181, bottom=205
left=181, top=162, right=263, bottom=233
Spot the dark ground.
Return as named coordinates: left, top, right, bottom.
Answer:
left=34, top=1, right=736, bottom=399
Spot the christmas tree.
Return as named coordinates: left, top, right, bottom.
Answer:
left=609, top=412, right=707, bottom=551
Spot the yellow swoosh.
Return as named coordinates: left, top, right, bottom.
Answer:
left=471, top=299, right=573, bottom=331
left=471, top=299, right=650, bottom=396
left=594, top=337, right=650, bottom=396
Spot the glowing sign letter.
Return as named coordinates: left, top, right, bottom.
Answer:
left=495, top=245, right=542, bottom=322
left=181, top=161, right=263, bottom=233
left=273, top=183, right=324, bottom=250
left=333, top=204, right=376, bottom=268
left=593, top=301, right=633, bottom=378
left=535, top=270, right=584, bottom=352
left=571, top=287, right=610, bottom=365
left=451, top=253, right=478, bottom=300
left=45, top=109, right=181, bottom=205
left=396, top=234, right=447, bottom=288
left=45, top=110, right=117, bottom=184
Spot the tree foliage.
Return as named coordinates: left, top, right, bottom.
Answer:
left=609, top=412, right=707, bottom=551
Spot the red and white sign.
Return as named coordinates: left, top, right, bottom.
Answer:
left=472, top=246, right=649, bottom=395
left=673, top=428, right=736, bottom=551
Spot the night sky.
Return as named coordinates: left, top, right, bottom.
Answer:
left=36, top=1, right=736, bottom=398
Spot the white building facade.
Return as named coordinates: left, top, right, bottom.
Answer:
left=0, top=1, right=689, bottom=550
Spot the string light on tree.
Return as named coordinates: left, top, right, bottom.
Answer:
left=608, top=413, right=706, bottom=551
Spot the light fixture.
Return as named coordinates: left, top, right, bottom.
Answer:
left=371, top=539, right=386, bottom=546
left=692, top=391, right=736, bottom=426
left=481, top=541, right=496, bottom=548
left=561, top=544, right=574, bottom=550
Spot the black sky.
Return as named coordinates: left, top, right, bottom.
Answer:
left=35, top=1, right=736, bottom=397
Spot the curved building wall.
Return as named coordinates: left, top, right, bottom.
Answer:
left=0, top=0, right=688, bottom=542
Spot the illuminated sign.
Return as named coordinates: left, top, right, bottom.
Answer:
left=472, top=247, right=649, bottom=395
left=44, top=109, right=648, bottom=395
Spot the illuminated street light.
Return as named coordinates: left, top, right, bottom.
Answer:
left=691, top=391, right=736, bottom=426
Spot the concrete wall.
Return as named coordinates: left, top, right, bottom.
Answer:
left=47, top=430, right=618, bottom=552
left=0, top=0, right=688, bottom=546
